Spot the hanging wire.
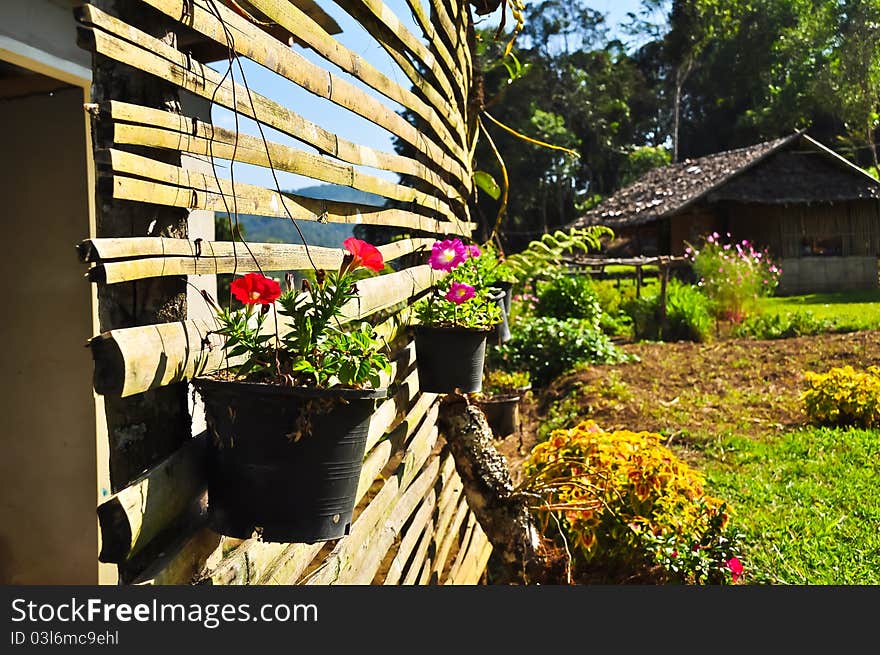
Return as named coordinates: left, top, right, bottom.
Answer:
left=204, top=0, right=322, bottom=275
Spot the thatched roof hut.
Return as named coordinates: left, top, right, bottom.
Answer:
left=571, top=132, right=880, bottom=294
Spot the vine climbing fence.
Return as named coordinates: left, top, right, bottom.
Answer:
left=76, top=0, right=491, bottom=585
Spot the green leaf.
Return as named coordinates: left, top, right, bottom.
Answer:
left=473, top=170, right=501, bottom=200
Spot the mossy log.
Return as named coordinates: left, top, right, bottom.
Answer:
left=437, top=395, right=558, bottom=584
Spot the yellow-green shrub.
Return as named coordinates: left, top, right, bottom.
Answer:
left=524, top=420, right=745, bottom=584
left=802, top=365, right=880, bottom=428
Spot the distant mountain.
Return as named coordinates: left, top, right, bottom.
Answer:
left=216, top=184, right=388, bottom=248
left=295, top=184, right=386, bottom=207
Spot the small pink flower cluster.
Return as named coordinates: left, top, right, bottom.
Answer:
left=687, top=232, right=782, bottom=322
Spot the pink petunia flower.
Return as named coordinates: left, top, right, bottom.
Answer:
left=429, top=239, right=467, bottom=271
left=445, top=282, right=475, bottom=305
left=467, top=244, right=482, bottom=258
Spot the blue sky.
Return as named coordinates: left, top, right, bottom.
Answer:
left=211, top=0, right=645, bottom=192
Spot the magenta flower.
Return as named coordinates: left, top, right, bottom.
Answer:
left=445, top=282, right=475, bottom=305
left=726, top=557, right=744, bottom=583
left=429, top=239, right=467, bottom=271
left=467, top=244, right=482, bottom=259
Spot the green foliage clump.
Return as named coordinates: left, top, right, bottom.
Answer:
left=482, top=369, right=531, bottom=396
left=536, top=273, right=602, bottom=328
left=490, top=316, right=627, bottom=387
left=619, top=145, right=672, bottom=186
left=497, top=227, right=612, bottom=285
left=732, top=311, right=837, bottom=340
left=524, top=420, right=746, bottom=584
left=802, top=365, right=880, bottom=428
left=624, top=281, right=713, bottom=342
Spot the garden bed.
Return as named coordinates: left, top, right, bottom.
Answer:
left=506, top=329, right=880, bottom=473
left=495, top=329, right=880, bottom=583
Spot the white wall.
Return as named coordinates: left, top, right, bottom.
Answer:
left=0, top=0, right=91, bottom=85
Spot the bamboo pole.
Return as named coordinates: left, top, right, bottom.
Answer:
left=96, top=435, right=207, bottom=563
left=334, top=0, right=462, bottom=110
left=109, top=116, right=461, bottom=217
left=382, top=489, right=436, bottom=585
left=139, top=0, right=469, bottom=174
left=331, top=0, right=468, bottom=164
left=107, top=175, right=471, bottom=236
left=132, top=527, right=222, bottom=585
left=401, top=518, right=435, bottom=585
left=432, top=495, right=469, bottom=580
left=444, top=511, right=477, bottom=583
left=75, top=4, right=469, bottom=198
left=101, top=148, right=458, bottom=231
left=89, top=264, right=443, bottom=397
left=84, top=237, right=434, bottom=284
left=340, top=456, right=442, bottom=584
left=215, top=0, right=468, bottom=158
left=401, top=0, right=468, bottom=110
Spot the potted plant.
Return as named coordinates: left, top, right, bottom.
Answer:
left=412, top=238, right=503, bottom=393
left=474, top=369, right=531, bottom=438
left=193, top=238, right=391, bottom=544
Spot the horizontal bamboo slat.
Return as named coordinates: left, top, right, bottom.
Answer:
left=139, top=0, right=470, bottom=176
left=449, top=526, right=491, bottom=585
left=108, top=175, right=470, bottom=236
left=401, top=518, right=435, bottom=585
left=75, top=4, right=468, bottom=199
left=399, top=454, right=457, bottom=584
left=444, top=511, right=477, bottom=582
left=381, top=488, right=436, bottom=584
left=335, top=0, right=463, bottom=113
left=433, top=496, right=470, bottom=581
left=133, top=528, right=223, bottom=585
left=99, top=148, right=470, bottom=235
left=304, top=448, right=439, bottom=585
left=96, top=435, right=206, bottom=563
left=241, top=0, right=467, bottom=156
left=406, top=0, right=468, bottom=106
left=89, top=264, right=441, bottom=397
left=107, top=103, right=461, bottom=216
left=82, top=236, right=433, bottom=284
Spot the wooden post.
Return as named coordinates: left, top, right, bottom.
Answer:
left=635, top=264, right=643, bottom=298
left=79, top=0, right=192, bottom=583
left=659, top=261, right=670, bottom=326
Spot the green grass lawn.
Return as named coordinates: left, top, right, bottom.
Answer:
left=702, top=426, right=880, bottom=585
left=757, top=289, right=880, bottom=332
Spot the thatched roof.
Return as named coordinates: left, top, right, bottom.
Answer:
left=572, top=132, right=880, bottom=229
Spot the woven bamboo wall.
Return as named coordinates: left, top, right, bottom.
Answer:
left=76, top=0, right=490, bottom=585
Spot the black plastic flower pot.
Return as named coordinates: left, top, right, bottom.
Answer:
left=476, top=393, right=522, bottom=438
left=488, top=287, right=512, bottom=344
left=413, top=325, right=490, bottom=394
left=193, top=378, right=387, bottom=544
left=493, top=280, right=514, bottom=314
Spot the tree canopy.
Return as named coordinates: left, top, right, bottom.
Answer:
left=465, top=0, right=880, bottom=252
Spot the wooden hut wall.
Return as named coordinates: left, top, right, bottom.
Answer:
left=76, top=0, right=491, bottom=585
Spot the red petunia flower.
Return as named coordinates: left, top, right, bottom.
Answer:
left=726, top=556, right=744, bottom=583
left=230, top=272, right=281, bottom=305
left=343, top=237, right=384, bottom=272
